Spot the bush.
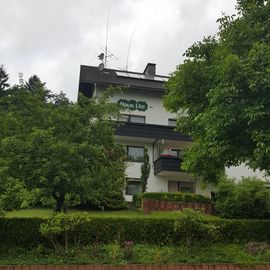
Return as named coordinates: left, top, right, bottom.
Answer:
left=82, top=192, right=128, bottom=211
left=133, top=192, right=211, bottom=207
left=211, top=219, right=270, bottom=243
left=0, top=208, right=5, bottom=217
left=0, top=218, right=44, bottom=247
left=0, top=178, right=38, bottom=211
left=132, top=193, right=143, bottom=209
left=40, top=213, right=91, bottom=252
left=215, top=177, right=270, bottom=219
left=1, top=216, right=270, bottom=248
left=174, top=209, right=219, bottom=248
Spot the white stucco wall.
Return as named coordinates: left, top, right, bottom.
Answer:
left=96, top=86, right=176, bottom=126
left=116, top=137, right=213, bottom=201
left=96, top=85, right=214, bottom=199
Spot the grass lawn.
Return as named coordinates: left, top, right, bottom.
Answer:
left=4, top=208, right=221, bottom=220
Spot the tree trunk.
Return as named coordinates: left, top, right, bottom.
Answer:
left=51, top=191, right=65, bottom=213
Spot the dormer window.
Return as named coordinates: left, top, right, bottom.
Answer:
left=143, top=63, right=156, bottom=76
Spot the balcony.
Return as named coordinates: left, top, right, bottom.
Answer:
left=115, top=122, right=192, bottom=141
left=153, top=155, right=182, bottom=176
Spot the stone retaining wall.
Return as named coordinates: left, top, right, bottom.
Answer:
left=143, top=198, right=213, bottom=214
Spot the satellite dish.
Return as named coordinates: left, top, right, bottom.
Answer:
left=98, top=63, right=105, bottom=71
left=98, top=53, right=105, bottom=61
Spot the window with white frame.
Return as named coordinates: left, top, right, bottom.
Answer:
left=168, top=118, right=177, bottom=127
left=168, top=181, right=194, bottom=193
left=126, top=146, right=144, bottom=162
left=120, top=114, right=145, bottom=124
left=170, top=149, right=183, bottom=159
left=125, top=178, right=142, bottom=195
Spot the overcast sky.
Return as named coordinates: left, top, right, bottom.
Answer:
left=1, top=0, right=237, bottom=101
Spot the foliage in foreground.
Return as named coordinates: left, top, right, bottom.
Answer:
left=1, top=214, right=270, bottom=249
left=0, top=70, right=126, bottom=212
left=140, top=148, right=151, bottom=193
left=40, top=210, right=219, bottom=253
left=40, top=213, right=91, bottom=253
left=164, top=0, right=270, bottom=183
left=215, top=177, right=270, bottom=219
left=0, top=243, right=270, bottom=265
left=174, top=209, right=218, bottom=248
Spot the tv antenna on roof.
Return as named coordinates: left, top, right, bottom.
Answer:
left=97, top=52, right=105, bottom=71
left=104, top=7, right=110, bottom=68
left=126, top=21, right=139, bottom=71
left=97, top=7, right=116, bottom=70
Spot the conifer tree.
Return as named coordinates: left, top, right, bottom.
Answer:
left=141, top=148, right=151, bottom=192
left=0, top=65, right=9, bottom=94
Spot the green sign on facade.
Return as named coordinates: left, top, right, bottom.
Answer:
left=117, top=99, right=148, bottom=112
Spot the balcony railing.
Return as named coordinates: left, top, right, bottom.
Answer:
left=115, top=122, right=192, bottom=141
left=153, top=155, right=182, bottom=175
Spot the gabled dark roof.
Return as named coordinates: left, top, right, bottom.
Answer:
left=79, top=65, right=169, bottom=92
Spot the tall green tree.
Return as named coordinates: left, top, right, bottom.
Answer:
left=164, top=0, right=270, bottom=183
left=0, top=65, right=9, bottom=95
left=214, top=177, right=270, bottom=219
left=141, top=148, right=151, bottom=193
left=0, top=78, right=126, bottom=212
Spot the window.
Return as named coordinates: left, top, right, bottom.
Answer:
left=120, top=114, right=145, bottom=124
left=169, top=149, right=180, bottom=158
left=159, top=148, right=183, bottom=159
left=125, top=178, right=142, bottom=195
left=119, top=114, right=129, bottom=122
left=168, top=181, right=194, bottom=193
left=168, top=119, right=177, bottom=127
left=170, top=149, right=184, bottom=159
left=126, top=146, right=144, bottom=162
left=130, top=115, right=145, bottom=123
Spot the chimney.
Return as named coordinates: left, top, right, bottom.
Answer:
left=143, top=63, right=156, bottom=76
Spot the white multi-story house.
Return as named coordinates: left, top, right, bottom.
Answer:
left=78, top=63, right=213, bottom=201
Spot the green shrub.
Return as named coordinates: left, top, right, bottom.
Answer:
left=0, top=218, right=44, bottom=247
left=215, top=177, right=270, bottom=219
left=1, top=216, right=270, bottom=248
left=174, top=209, right=219, bottom=248
left=134, top=192, right=211, bottom=205
left=132, top=193, right=143, bottom=209
left=211, top=219, right=270, bottom=243
left=40, top=213, right=93, bottom=252
left=83, top=192, right=128, bottom=211
left=0, top=208, right=5, bottom=217
left=0, top=178, right=38, bottom=211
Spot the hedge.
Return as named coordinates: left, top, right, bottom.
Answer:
left=0, top=217, right=270, bottom=248
left=0, top=218, right=44, bottom=247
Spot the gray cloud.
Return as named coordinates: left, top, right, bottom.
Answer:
left=0, top=0, right=236, bottom=101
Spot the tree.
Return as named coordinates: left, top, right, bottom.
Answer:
left=214, top=177, right=270, bottom=219
left=140, top=148, right=151, bottom=193
left=0, top=78, right=126, bottom=212
left=164, top=0, right=270, bottom=183
left=40, top=213, right=90, bottom=253
left=0, top=177, right=37, bottom=211
left=0, top=65, right=9, bottom=95
left=174, top=208, right=218, bottom=250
